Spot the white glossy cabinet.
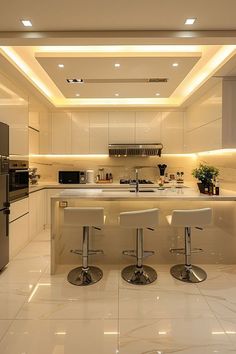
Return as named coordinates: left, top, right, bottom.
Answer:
left=29, top=128, right=39, bottom=154
left=71, top=112, right=90, bottom=154
left=135, top=112, right=161, bottom=143
left=9, top=197, right=29, bottom=259
left=109, top=112, right=135, bottom=144
left=29, top=190, right=46, bottom=240
left=90, top=112, right=108, bottom=154
left=161, top=112, right=184, bottom=153
left=52, top=112, right=71, bottom=154
left=40, top=110, right=52, bottom=154
left=46, top=189, right=58, bottom=227
left=29, top=111, right=40, bottom=131
left=0, top=99, right=28, bottom=155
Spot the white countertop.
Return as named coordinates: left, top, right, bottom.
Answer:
left=50, top=187, right=236, bottom=201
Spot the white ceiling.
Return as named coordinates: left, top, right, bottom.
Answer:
left=1, top=0, right=236, bottom=31
left=36, top=56, right=200, bottom=98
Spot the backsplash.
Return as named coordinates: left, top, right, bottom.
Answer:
left=29, top=155, right=198, bottom=184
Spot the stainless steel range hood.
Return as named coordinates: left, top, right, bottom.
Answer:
left=108, top=143, right=163, bottom=157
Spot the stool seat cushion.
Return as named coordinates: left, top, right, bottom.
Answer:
left=64, top=207, right=104, bottom=227
left=120, top=208, right=159, bottom=228
left=167, top=208, right=212, bottom=227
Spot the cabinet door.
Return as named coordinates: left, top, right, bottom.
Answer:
left=89, top=112, right=108, bottom=154
left=135, top=112, right=161, bottom=143
left=40, top=111, right=52, bottom=154
left=161, top=112, right=184, bottom=153
left=52, top=112, right=71, bottom=154
left=29, top=128, right=39, bottom=154
left=71, top=112, right=90, bottom=154
left=37, top=190, right=46, bottom=234
left=29, top=192, right=37, bottom=240
left=46, top=189, right=58, bottom=227
left=109, top=112, right=135, bottom=144
left=9, top=213, right=29, bottom=259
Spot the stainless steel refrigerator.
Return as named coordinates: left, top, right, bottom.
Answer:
left=0, top=122, right=10, bottom=270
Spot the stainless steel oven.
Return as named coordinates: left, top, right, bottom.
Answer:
left=9, top=160, right=29, bottom=202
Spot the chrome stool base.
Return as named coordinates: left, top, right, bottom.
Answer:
left=67, top=266, right=103, bottom=286
left=170, top=264, right=207, bottom=283
left=122, top=265, right=157, bottom=285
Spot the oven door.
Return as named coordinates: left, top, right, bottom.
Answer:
left=9, top=170, right=29, bottom=201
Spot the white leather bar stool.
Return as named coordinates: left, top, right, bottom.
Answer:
left=166, top=208, right=212, bottom=283
left=120, top=208, right=159, bottom=285
left=64, top=207, right=104, bottom=286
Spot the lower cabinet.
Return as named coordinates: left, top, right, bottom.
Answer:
left=9, top=197, right=29, bottom=259
left=29, top=189, right=46, bottom=240
left=46, top=189, right=58, bottom=227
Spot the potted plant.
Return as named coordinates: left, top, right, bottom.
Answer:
left=192, top=164, right=219, bottom=194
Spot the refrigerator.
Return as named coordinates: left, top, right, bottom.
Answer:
left=0, top=122, right=10, bottom=270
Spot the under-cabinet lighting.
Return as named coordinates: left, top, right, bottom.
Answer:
left=197, top=149, right=236, bottom=156
left=55, top=332, right=67, bottom=335
left=104, top=332, right=119, bottom=335
left=29, top=154, right=109, bottom=158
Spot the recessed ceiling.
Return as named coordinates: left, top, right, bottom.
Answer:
left=1, top=45, right=236, bottom=107
left=1, top=0, right=236, bottom=31
left=36, top=56, right=200, bottom=98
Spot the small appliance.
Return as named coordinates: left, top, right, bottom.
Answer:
left=58, top=171, right=86, bottom=184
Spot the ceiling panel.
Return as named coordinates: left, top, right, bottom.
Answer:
left=1, top=0, right=236, bottom=31
left=36, top=56, right=200, bottom=98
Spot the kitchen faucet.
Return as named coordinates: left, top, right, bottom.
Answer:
left=135, top=168, right=139, bottom=193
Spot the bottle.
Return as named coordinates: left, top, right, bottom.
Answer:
left=106, top=173, right=109, bottom=180
left=109, top=173, right=113, bottom=182
left=215, top=178, right=220, bottom=195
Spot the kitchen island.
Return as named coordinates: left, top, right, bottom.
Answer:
left=50, top=187, right=236, bottom=274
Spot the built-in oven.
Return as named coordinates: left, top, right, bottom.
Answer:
left=9, top=160, right=29, bottom=202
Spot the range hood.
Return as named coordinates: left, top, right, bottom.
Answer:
left=108, top=143, right=163, bottom=157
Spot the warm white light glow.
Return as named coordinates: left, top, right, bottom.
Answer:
left=115, top=93, right=119, bottom=97
left=212, top=331, right=225, bottom=335
left=104, top=332, right=119, bottom=335
left=58, top=64, right=64, bottom=68
left=21, top=19, right=32, bottom=27
left=197, top=149, right=236, bottom=156
left=29, top=154, right=109, bottom=158
left=172, top=63, right=179, bottom=67
left=55, top=332, right=67, bottom=335
left=155, top=93, right=160, bottom=96
left=114, top=63, right=120, bottom=67
left=76, top=93, right=80, bottom=97
left=185, top=18, right=196, bottom=25
left=158, top=331, right=167, bottom=335
left=0, top=47, right=53, bottom=99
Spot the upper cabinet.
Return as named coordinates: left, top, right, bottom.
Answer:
left=109, top=112, right=135, bottom=144
left=135, top=112, right=161, bottom=143
left=161, top=112, right=184, bottom=154
left=52, top=112, right=71, bottom=154
left=90, top=112, right=108, bottom=154
left=185, top=82, right=222, bottom=153
left=71, top=112, right=90, bottom=154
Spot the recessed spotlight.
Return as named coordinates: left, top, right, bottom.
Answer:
left=66, top=78, right=84, bottom=83
left=114, top=63, right=120, bottom=67
left=21, top=19, right=32, bottom=27
left=58, top=64, right=64, bottom=68
left=185, top=18, right=196, bottom=25
left=115, top=93, right=119, bottom=97
left=155, top=93, right=160, bottom=96
left=76, top=93, right=80, bottom=97
left=172, top=63, right=179, bottom=67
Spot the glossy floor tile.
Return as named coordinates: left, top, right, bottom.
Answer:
left=0, top=229, right=236, bottom=353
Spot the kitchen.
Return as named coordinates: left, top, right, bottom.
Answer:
left=1, top=1, right=236, bottom=353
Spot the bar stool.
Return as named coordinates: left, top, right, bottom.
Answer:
left=166, top=208, right=212, bottom=283
left=64, top=207, right=104, bottom=286
left=120, top=208, right=159, bottom=285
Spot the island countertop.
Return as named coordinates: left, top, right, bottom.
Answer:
left=51, top=187, right=236, bottom=201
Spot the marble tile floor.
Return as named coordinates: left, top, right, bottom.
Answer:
left=0, top=229, right=236, bottom=353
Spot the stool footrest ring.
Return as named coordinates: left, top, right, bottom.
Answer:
left=70, top=249, right=82, bottom=255
left=88, top=249, right=104, bottom=255
left=169, top=248, right=185, bottom=254
left=123, top=250, right=136, bottom=257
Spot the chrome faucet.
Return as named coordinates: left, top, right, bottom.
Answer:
left=135, top=168, right=139, bottom=193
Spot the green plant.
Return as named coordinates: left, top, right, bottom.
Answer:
left=192, top=164, right=219, bottom=185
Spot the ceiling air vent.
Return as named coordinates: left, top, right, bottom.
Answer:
left=109, top=143, right=163, bottom=157
left=66, top=78, right=168, bottom=84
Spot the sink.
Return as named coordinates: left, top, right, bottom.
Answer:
left=130, top=189, right=156, bottom=193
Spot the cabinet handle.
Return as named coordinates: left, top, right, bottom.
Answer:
left=4, top=208, right=10, bottom=237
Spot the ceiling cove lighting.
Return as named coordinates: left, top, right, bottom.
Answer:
left=185, top=18, right=196, bottom=25
left=21, top=19, right=32, bottom=27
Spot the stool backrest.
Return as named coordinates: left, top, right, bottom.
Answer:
left=171, top=208, right=212, bottom=227
left=64, top=207, right=104, bottom=227
left=120, top=208, right=159, bottom=229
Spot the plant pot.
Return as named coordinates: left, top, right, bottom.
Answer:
left=197, top=182, right=208, bottom=194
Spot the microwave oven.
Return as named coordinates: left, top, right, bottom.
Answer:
left=58, top=171, right=86, bottom=184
